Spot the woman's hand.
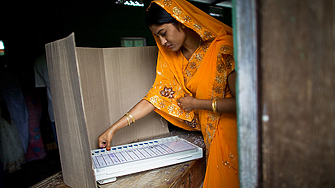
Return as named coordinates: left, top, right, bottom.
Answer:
left=97, top=99, right=155, bottom=150
left=177, top=91, right=236, bottom=114
left=98, top=126, right=116, bottom=151
left=177, top=94, right=197, bottom=112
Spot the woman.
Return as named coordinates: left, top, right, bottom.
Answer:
left=98, top=0, right=238, bottom=187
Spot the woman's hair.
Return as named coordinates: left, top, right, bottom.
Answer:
left=146, top=3, right=179, bottom=27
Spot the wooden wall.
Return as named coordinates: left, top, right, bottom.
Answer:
left=259, top=0, right=335, bottom=187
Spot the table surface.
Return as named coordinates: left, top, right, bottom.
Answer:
left=30, top=129, right=205, bottom=188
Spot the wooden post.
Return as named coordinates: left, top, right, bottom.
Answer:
left=233, top=0, right=260, bottom=187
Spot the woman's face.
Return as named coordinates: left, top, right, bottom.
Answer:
left=149, top=23, right=186, bottom=52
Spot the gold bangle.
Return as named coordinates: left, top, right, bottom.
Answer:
left=126, top=113, right=135, bottom=123
left=212, top=98, right=217, bottom=113
left=125, top=115, right=131, bottom=126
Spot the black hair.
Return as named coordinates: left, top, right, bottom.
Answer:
left=146, top=3, right=179, bottom=27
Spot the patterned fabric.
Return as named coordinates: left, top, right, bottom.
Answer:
left=24, top=90, right=46, bottom=162
left=144, top=0, right=238, bottom=187
left=144, top=0, right=234, bottom=152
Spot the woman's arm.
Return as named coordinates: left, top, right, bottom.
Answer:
left=177, top=71, right=236, bottom=113
left=98, top=99, right=155, bottom=149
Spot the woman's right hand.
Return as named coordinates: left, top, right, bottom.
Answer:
left=98, top=126, right=115, bottom=151
left=97, top=99, right=156, bottom=151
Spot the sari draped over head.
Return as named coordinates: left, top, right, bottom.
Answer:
left=144, top=0, right=238, bottom=187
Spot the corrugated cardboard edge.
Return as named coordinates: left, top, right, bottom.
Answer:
left=45, top=33, right=96, bottom=188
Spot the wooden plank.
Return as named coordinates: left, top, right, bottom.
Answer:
left=233, top=0, right=260, bottom=187
left=29, top=172, right=69, bottom=188
left=102, top=160, right=203, bottom=188
left=170, top=157, right=206, bottom=188
left=260, top=0, right=335, bottom=187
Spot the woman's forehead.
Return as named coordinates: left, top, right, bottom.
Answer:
left=150, top=24, right=169, bottom=34
left=150, top=23, right=177, bottom=34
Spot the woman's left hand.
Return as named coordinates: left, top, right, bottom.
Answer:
left=177, top=94, right=197, bottom=112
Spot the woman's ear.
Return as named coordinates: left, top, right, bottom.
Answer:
left=175, top=22, right=185, bottom=30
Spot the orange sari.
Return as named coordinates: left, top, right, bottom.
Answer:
left=144, top=0, right=238, bottom=187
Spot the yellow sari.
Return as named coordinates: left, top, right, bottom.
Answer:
left=144, top=0, right=238, bottom=187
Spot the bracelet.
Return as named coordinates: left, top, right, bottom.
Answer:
left=124, top=113, right=135, bottom=126
left=126, top=113, right=135, bottom=123
left=212, top=98, right=217, bottom=113
left=125, top=115, right=131, bottom=126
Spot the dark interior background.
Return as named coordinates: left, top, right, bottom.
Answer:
left=0, top=0, right=231, bottom=89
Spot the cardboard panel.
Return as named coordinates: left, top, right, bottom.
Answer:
left=75, top=47, right=111, bottom=150
left=102, top=47, right=168, bottom=146
left=45, top=33, right=96, bottom=188
left=76, top=46, right=169, bottom=148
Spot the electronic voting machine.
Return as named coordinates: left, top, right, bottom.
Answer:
left=91, top=136, right=203, bottom=184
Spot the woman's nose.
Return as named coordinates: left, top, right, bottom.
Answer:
left=159, top=36, right=167, bottom=46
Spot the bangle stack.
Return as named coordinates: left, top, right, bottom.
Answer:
left=124, top=113, right=135, bottom=126
left=212, top=98, right=218, bottom=113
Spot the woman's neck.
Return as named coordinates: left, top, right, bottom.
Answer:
left=181, top=29, right=202, bottom=60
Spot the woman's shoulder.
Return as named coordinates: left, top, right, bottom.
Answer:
left=213, top=35, right=234, bottom=56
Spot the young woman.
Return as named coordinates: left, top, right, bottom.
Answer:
left=99, top=0, right=238, bottom=187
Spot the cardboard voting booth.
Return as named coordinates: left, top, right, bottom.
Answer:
left=45, top=33, right=169, bottom=188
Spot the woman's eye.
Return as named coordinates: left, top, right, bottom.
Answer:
left=161, top=31, right=167, bottom=36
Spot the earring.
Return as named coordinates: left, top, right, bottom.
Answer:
left=181, top=25, right=185, bottom=29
